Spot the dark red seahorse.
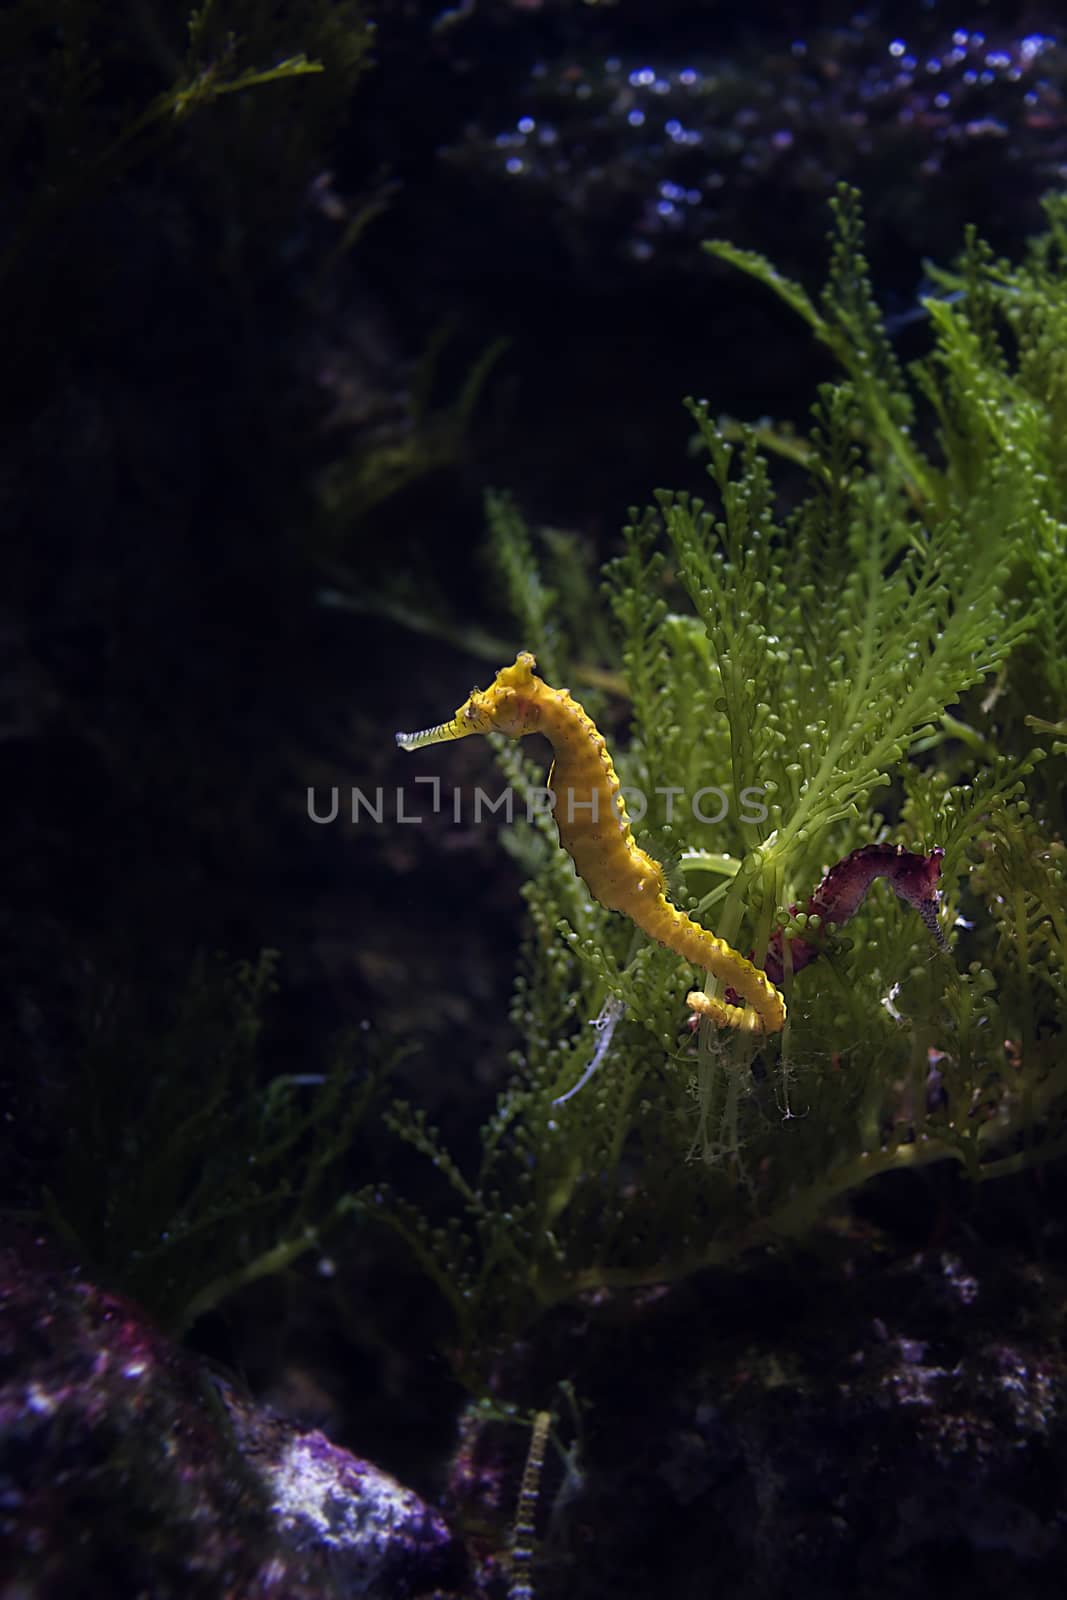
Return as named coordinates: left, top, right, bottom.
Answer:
left=755, top=843, right=946, bottom=990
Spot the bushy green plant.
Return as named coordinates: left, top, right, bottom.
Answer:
left=0, top=1, right=372, bottom=305
left=30, top=951, right=389, bottom=1334
left=366, top=189, right=1067, bottom=1380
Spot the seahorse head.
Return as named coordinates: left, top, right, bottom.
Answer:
left=396, top=652, right=543, bottom=751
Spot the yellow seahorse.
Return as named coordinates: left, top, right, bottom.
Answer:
left=396, top=651, right=786, bottom=1034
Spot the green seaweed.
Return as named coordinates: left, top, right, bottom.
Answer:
left=0, top=1, right=373, bottom=334
left=363, top=188, right=1067, bottom=1382
left=26, top=951, right=391, bottom=1334
left=315, top=332, right=510, bottom=537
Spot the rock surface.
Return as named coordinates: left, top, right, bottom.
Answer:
left=0, top=1232, right=467, bottom=1600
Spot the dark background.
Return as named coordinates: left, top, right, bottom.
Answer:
left=3, top=0, right=1066, bottom=1492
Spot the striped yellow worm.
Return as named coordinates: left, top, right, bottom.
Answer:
left=508, top=1408, right=551, bottom=1600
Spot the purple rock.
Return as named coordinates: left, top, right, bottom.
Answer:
left=0, top=1231, right=466, bottom=1598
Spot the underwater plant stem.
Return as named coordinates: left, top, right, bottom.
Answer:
left=177, top=1229, right=320, bottom=1334
left=556, top=1136, right=971, bottom=1300
left=1011, top=885, right=1038, bottom=1153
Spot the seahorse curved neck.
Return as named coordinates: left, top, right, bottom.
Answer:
left=534, top=684, right=665, bottom=916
